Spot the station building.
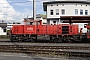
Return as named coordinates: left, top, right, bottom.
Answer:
left=0, top=23, right=7, bottom=35
left=43, top=0, right=90, bottom=33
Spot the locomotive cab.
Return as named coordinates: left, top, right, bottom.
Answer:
left=23, top=20, right=42, bottom=25
left=23, top=20, right=43, bottom=42
left=10, top=20, right=43, bottom=42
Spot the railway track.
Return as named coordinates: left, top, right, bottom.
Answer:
left=0, top=45, right=90, bottom=57
left=0, top=39, right=90, bottom=43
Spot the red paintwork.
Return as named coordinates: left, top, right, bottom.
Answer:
left=86, top=25, right=90, bottom=28
left=87, top=36, right=90, bottom=39
left=11, top=25, right=24, bottom=34
left=86, top=25, right=90, bottom=39
left=24, top=25, right=36, bottom=34
left=11, top=21, right=78, bottom=36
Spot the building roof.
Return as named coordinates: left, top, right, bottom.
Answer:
left=36, top=14, right=46, bottom=19
left=60, top=16, right=90, bottom=20
left=23, top=20, right=42, bottom=22
left=43, top=1, right=90, bottom=11
left=63, top=20, right=90, bottom=23
left=0, top=23, right=7, bottom=28
left=60, top=16, right=90, bottom=23
left=24, top=14, right=46, bottom=20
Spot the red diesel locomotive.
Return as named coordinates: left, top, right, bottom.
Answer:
left=10, top=20, right=90, bottom=42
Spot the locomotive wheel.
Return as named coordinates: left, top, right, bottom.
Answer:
left=50, top=39, right=57, bottom=43
left=67, top=38, right=73, bottom=43
left=53, top=39, right=58, bottom=43
left=10, top=35, right=13, bottom=42
left=50, top=36, right=53, bottom=42
left=30, top=39, right=37, bottom=42
left=30, top=36, right=37, bottom=42
left=10, top=37, right=13, bottom=42
left=10, top=36, right=15, bottom=42
left=68, top=40, right=72, bottom=43
left=11, top=36, right=19, bottom=42
left=10, top=37, right=17, bottom=42
left=58, top=40, right=62, bottom=43
left=58, top=38, right=62, bottom=42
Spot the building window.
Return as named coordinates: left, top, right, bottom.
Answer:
left=26, top=22, right=30, bottom=25
left=62, top=4, right=64, bottom=6
left=30, top=22, right=33, bottom=25
left=76, top=4, right=77, bottom=6
left=51, top=5, right=53, bottom=6
left=75, top=9, right=78, bottom=15
left=53, top=21, right=56, bottom=23
left=3, top=28, right=6, bottom=32
left=80, top=9, right=83, bottom=15
left=50, top=10, right=53, bottom=15
left=61, top=9, right=65, bottom=15
left=56, top=9, right=59, bottom=15
left=85, top=10, right=88, bottom=15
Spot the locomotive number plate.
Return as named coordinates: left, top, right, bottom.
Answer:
left=27, top=27, right=33, bottom=30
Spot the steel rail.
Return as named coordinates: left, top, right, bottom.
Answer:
left=0, top=45, right=90, bottom=57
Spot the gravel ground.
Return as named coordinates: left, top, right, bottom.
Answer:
left=0, top=39, right=10, bottom=41
left=0, top=52, right=90, bottom=60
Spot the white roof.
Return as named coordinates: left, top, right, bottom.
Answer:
left=56, top=0, right=87, bottom=1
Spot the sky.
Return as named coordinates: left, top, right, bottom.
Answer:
left=0, top=0, right=90, bottom=23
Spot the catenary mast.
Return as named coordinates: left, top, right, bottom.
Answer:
left=33, top=0, right=36, bottom=20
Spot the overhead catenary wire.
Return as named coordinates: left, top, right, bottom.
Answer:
left=0, top=0, right=48, bottom=6
left=0, top=1, right=40, bottom=4
left=0, top=0, right=89, bottom=5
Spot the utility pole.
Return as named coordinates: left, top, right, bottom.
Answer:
left=33, top=0, right=36, bottom=20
